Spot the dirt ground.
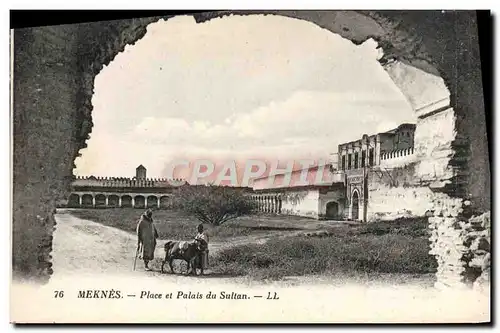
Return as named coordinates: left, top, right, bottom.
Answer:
left=52, top=209, right=436, bottom=288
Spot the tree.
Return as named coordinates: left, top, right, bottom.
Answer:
left=172, top=184, right=256, bottom=226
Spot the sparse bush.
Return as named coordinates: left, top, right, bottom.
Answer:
left=172, top=184, right=256, bottom=226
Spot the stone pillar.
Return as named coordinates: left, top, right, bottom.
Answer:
left=105, top=196, right=109, bottom=208
left=12, top=25, right=83, bottom=282
left=92, top=196, right=96, bottom=208
left=157, top=196, right=160, bottom=209
left=78, top=195, right=82, bottom=207
left=118, top=196, right=122, bottom=208
left=375, top=136, right=381, bottom=166
left=131, top=197, right=135, bottom=208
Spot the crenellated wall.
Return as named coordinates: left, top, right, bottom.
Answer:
left=379, top=147, right=417, bottom=168
left=72, top=176, right=186, bottom=188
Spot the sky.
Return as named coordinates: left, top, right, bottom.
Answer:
left=74, top=14, right=416, bottom=184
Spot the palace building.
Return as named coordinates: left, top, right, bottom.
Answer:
left=65, top=123, right=426, bottom=223
left=250, top=123, right=420, bottom=222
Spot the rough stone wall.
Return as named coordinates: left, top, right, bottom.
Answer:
left=12, top=26, right=81, bottom=283
left=428, top=204, right=491, bottom=290
left=12, top=18, right=160, bottom=283
left=469, top=212, right=491, bottom=293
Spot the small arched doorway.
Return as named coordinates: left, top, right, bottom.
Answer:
left=147, top=196, right=158, bottom=209
left=67, top=194, right=80, bottom=208
left=95, top=194, right=106, bottom=208
left=325, top=201, right=339, bottom=220
left=134, top=195, right=145, bottom=209
left=81, top=194, right=93, bottom=208
left=351, top=191, right=359, bottom=221
left=121, top=195, right=132, bottom=208
left=108, top=195, right=119, bottom=207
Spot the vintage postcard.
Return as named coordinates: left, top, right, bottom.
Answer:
left=10, top=10, right=491, bottom=324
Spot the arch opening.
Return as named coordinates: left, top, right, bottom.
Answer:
left=351, top=191, right=360, bottom=221
left=121, top=195, right=132, bottom=208
left=325, top=201, right=340, bottom=220
left=134, top=195, right=146, bottom=209
left=108, top=195, right=119, bottom=208
left=147, top=195, right=159, bottom=208
left=67, top=194, right=80, bottom=208
left=81, top=194, right=94, bottom=208
left=95, top=194, right=106, bottom=208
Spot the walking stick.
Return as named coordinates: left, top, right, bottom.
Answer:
left=133, top=245, right=140, bottom=271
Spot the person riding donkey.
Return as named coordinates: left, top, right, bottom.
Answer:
left=136, top=209, right=159, bottom=271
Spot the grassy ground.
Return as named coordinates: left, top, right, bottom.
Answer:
left=66, top=209, right=437, bottom=281
left=66, top=208, right=299, bottom=242
left=210, top=217, right=438, bottom=280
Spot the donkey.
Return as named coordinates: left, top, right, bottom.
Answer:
left=161, top=238, right=208, bottom=276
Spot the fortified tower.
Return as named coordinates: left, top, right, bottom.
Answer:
left=136, top=164, right=147, bottom=179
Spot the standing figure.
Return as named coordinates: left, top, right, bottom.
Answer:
left=136, top=209, right=159, bottom=271
left=194, top=223, right=209, bottom=274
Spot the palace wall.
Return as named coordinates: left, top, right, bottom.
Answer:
left=365, top=163, right=433, bottom=222
left=280, top=189, right=321, bottom=219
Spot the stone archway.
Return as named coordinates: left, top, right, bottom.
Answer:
left=67, top=194, right=80, bottom=208
left=12, top=11, right=490, bottom=289
left=325, top=201, right=339, bottom=220
left=81, top=194, right=93, bottom=208
left=351, top=191, right=360, bottom=221
left=147, top=195, right=158, bottom=209
left=108, top=195, right=119, bottom=207
left=121, top=195, right=132, bottom=208
left=134, top=195, right=145, bottom=209
left=95, top=194, right=106, bottom=208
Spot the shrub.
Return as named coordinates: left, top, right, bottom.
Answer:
left=172, top=184, right=256, bottom=226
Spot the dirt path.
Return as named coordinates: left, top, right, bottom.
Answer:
left=52, top=211, right=300, bottom=279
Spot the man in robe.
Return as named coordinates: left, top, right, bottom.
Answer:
left=194, top=223, right=209, bottom=273
left=136, top=209, right=159, bottom=271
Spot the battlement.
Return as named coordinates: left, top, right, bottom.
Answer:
left=380, top=147, right=415, bottom=160
left=379, top=147, right=416, bottom=168
left=73, top=176, right=187, bottom=188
